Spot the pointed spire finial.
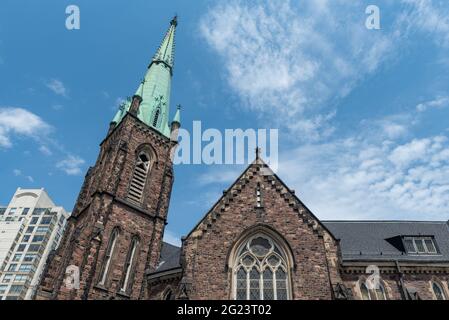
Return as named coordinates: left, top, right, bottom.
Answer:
left=171, top=15, right=178, bottom=27
left=255, top=147, right=261, bottom=160
left=172, top=104, right=181, bottom=125
left=114, top=18, right=178, bottom=137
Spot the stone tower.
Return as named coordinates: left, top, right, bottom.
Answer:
left=36, top=17, right=180, bottom=300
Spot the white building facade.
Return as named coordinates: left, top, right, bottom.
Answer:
left=0, top=188, right=70, bottom=300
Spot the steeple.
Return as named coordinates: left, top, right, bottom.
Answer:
left=111, top=16, right=178, bottom=138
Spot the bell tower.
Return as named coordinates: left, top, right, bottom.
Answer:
left=36, top=17, right=181, bottom=300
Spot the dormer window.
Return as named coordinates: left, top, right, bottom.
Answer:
left=403, top=237, right=438, bottom=255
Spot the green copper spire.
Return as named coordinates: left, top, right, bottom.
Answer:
left=111, top=16, right=178, bottom=138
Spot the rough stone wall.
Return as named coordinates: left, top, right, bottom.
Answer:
left=36, top=113, right=175, bottom=300
left=180, top=163, right=340, bottom=300
left=343, top=271, right=449, bottom=300
left=147, top=276, right=182, bottom=300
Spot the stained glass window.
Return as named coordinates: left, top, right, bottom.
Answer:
left=236, top=268, right=246, bottom=300
left=233, top=234, right=290, bottom=300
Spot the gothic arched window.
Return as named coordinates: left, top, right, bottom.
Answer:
left=360, top=283, right=371, bottom=300
left=127, top=152, right=151, bottom=204
left=163, top=288, right=174, bottom=300
left=375, top=283, right=387, bottom=300
left=99, top=227, right=119, bottom=286
left=360, top=281, right=387, bottom=300
left=432, top=282, right=446, bottom=300
left=232, top=235, right=290, bottom=300
left=120, top=236, right=140, bottom=293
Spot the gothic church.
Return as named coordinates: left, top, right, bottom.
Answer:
left=36, top=18, right=449, bottom=301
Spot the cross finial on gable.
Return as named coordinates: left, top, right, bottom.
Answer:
left=255, top=147, right=261, bottom=160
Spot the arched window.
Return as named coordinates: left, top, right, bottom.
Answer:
left=152, top=108, right=160, bottom=127
left=99, top=228, right=119, bottom=286
left=360, top=283, right=371, bottom=300
left=233, top=234, right=290, bottom=300
left=127, top=152, right=151, bottom=204
left=163, top=288, right=174, bottom=300
left=120, top=236, right=140, bottom=293
left=432, top=282, right=446, bottom=300
left=375, top=283, right=387, bottom=300
left=360, top=281, right=387, bottom=300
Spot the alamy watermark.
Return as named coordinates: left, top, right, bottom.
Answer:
left=171, top=121, right=279, bottom=172
left=64, top=265, right=80, bottom=290
left=366, top=5, right=381, bottom=30
left=365, top=265, right=381, bottom=290
left=66, top=5, right=80, bottom=30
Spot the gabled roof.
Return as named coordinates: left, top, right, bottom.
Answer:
left=323, top=220, right=449, bottom=263
left=184, top=158, right=337, bottom=241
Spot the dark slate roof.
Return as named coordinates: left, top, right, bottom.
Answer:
left=151, top=221, right=449, bottom=276
left=323, top=221, right=449, bottom=263
left=154, top=242, right=181, bottom=272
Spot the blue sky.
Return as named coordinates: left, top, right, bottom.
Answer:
left=1, top=0, right=449, bottom=246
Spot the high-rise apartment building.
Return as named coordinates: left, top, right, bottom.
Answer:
left=0, top=188, right=70, bottom=300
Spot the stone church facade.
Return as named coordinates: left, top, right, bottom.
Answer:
left=36, top=18, right=449, bottom=301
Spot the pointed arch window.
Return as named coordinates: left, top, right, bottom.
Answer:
left=163, top=288, right=174, bottom=300
left=360, top=283, right=371, bottom=300
left=127, top=152, right=151, bottom=204
left=99, top=228, right=119, bottom=286
left=360, top=281, right=387, bottom=300
left=432, top=282, right=446, bottom=300
left=120, top=236, right=140, bottom=293
left=233, top=235, right=290, bottom=300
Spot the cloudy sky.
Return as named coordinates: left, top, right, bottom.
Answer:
left=1, top=0, right=449, bottom=246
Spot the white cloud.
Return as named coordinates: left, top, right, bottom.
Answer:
left=163, top=229, right=182, bottom=247
left=13, top=169, right=34, bottom=183
left=416, top=96, right=449, bottom=112
left=0, top=107, right=51, bottom=148
left=388, top=138, right=437, bottom=167
left=200, top=0, right=449, bottom=141
left=39, top=145, right=52, bottom=156
left=56, top=155, right=85, bottom=176
left=277, top=133, right=449, bottom=221
left=402, top=0, right=449, bottom=47
left=45, top=79, right=68, bottom=97
left=200, top=0, right=402, bottom=140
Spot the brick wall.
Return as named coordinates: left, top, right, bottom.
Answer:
left=176, top=162, right=340, bottom=300
left=36, top=113, right=176, bottom=300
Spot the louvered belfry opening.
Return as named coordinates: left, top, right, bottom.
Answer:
left=128, top=152, right=151, bottom=204
left=153, top=108, right=160, bottom=127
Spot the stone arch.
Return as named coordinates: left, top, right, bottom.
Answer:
left=430, top=276, right=448, bottom=300
left=227, top=225, right=295, bottom=300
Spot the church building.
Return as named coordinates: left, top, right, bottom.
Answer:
left=36, top=18, right=449, bottom=301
